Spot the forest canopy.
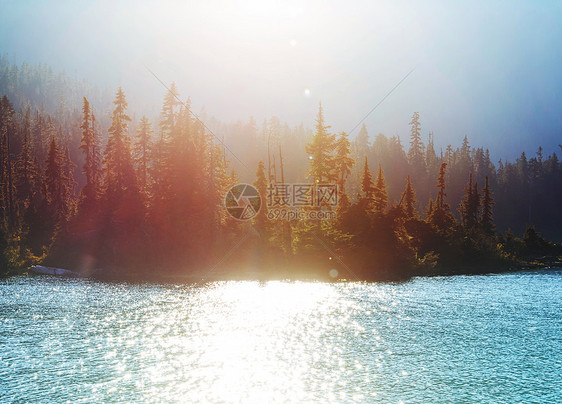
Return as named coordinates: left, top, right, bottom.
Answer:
left=0, top=60, right=561, bottom=279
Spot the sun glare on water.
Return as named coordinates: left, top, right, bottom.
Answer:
left=133, top=281, right=365, bottom=402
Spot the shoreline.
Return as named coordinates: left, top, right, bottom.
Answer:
left=24, top=258, right=562, bottom=284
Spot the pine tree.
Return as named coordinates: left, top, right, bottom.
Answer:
left=79, top=97, right=100, bottom=204
left=460, top=172, right=473, bottom=227
left=444, top=144, right=453, bottom=165
left=159, top=82, right=179, bottom=141
left=436, top=162, right=447, bottom=209
left=426, top=197, right=434, bottom=219
left=31, top=111, right=46, bottom=161
left=152, top=85, right=180, bottom=199
left=305, top=102, right=336, bottom=183
left=0, top=95, right=16, bottom=224
left=337, top=192, right=351, bottom=216
left=44, top=136, right=66, bottom=220
left=134, top=116, right=153, bottom=192
left=334, top=131, right=354, bottom=191
left=517, top=151, right=529, bottom=182
left=480, top=175, right=494, bottom=235
left=354, top=123, right=370, bottom=158
left=425, top=132, right=439, bottom=175
left=361, top=156, right=374, bottom=201
left=408, top=112, right=425, bottom=169
left=472, top=180, right=480, bottom=225
left=430, top=162, right=455, bottom=230
left=61, top=146, right=77, bottom=213
left=99, top=88, right=145, bottom=271
left=15, top=107, right=38, bottom=202
left=253, top=160, right=270, bottom=237
left=103, top=87, right=136, bottom=196
left=402, top=175, right=416, bottom=218
left=373, top=164, right=388, bottom=214
left=459, top=173, right=481, bottom=230
left=459, top=135, right=472, bottom=174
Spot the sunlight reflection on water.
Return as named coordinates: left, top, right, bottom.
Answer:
left=1, top=272, right=561, bottom=403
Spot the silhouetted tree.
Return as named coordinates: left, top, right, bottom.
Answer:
left=103, top=87, right=136, bottom=196
left=0, top=95, right=16, bottom=225
left=402, top=175, right=416, bottom=218
left=253, top=160, right=270, bottom=237
left=306, top=102, right=335, bottom=183
left=408, top=112, right=425, bottom=170
left=480, top=175, right=494, bottom=235
left=373, top=164, right=388, bottom=214
left=354, top=123, right=370, bottom=158
left=430, top=162, right=455, bottom=230
left=15, top=107, right=38, bottom=202
left=133, top=116, right=152, bottom=193
left=334, top=131, right=354, bottom=192
left=460, top=173, right=480, bottom=229
left=79, top=97, right=100, bottom=205
left=361, top=156, right=374, bottom=203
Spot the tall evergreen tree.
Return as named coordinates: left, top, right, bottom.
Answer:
left=99, top=88, right=145, bottom=271
left=354, top=123, right=370, bottom=158
left=44, top=136, right=68, bottom=221
left=15, top=107, right=37, bottom=202
left=430, top=162, right=455, bottom=230
left=459, top=173, right=481, bottom=230
left=373, top=164, right=388, bottom=214
left=436, top=162, right=447, bottom=209
left=103, top=87, right=136, bottom=196
left=334, top=131, right=354, bottom=191
left=472, top=180, right=480, bottom=225
left=152, top=84, right=180, bottom=200
left=426, top=197, right=434, bottom=219
left=361, top=156, right=375, bottom=201
left=425, top=132, right=439, bottom=175
left=459, top=135, right=472, bottom=174
left=402, top=175, right=416, bottom=218
left=159, top=82, right=180, bottom=141
left=305, top=102, right=336, bottom=183
left=134, top=116, right=153, bottom=192
left=459, top=172, right=473, bottom=228
left=79, top=97, right=100, bottom=204
left=62, top=146, right=77, bottom=203
left=0, top=95, right=16, bottom=224
left=253, top=160, right=270, bottom=237
left=480, top=175, right=494, bottom=235
left=31, top=111, right=46, bottom=161
left=408, top=112, right=425, bottom=170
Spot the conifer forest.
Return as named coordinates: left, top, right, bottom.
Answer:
left=0, top=58, right=561, bottom=280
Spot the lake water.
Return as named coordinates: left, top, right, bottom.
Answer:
left=1, top=271, right=561, bottom=403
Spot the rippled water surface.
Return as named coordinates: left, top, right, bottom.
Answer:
left=1, top=271, right=561, bottom=403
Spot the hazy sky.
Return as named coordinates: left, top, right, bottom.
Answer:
left=1, top=0, right=561, bottom=161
